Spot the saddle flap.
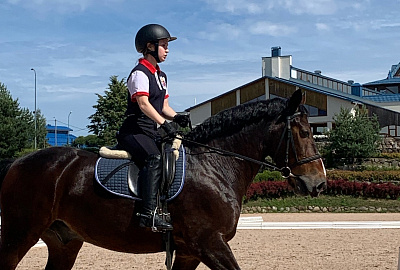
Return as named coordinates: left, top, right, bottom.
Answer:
left=94, top=144, right=186, bottom=201
left=162, top=145, right=176, bottom=194
left=128, top=164, right=142, bottom=196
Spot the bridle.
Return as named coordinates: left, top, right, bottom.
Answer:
left=178, top=111, right=321, bottom=178
left=274, top=112, right=321, bottom=178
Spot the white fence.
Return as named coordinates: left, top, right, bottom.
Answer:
left=237, top=216, right=400, bottom=229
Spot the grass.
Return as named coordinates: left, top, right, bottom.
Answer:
left=244, top=195, right=400, bottom=209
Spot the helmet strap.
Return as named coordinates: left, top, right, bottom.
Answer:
left=148, top=42, right=161, bottom=63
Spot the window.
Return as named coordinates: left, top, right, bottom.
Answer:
left=313, top=76, right=318, bottom=84
left=303, top=104, right=327, bottom=117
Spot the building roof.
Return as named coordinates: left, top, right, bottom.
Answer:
left=270, top=76, right=400, bottom=115
left=292, top=66, right=352, bottom=85
left=185, top=77, right=266, bottom=111
left=363, top=77, right=400, bottom=86
left=390, top=62, right=400, bottom=77
left=185, top=75, right=373, bottom=110
left=363, top=62, right=400, bottom=86
left=185, top=74, right=400, bottom=117
left=363, top=94, right=400, bottom=103
left=46, top=124, right=73, bottom=132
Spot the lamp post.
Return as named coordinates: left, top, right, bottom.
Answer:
left=30, top=68, right=37, bottom=149
left=54, top=117, right=57, bottom=146
left=67, top=111, right=72, bottom=146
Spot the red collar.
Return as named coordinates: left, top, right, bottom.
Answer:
left=139, top=58, right=160, bottom=74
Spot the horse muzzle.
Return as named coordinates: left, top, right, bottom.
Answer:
left=290, top=175, right=327, bottom=197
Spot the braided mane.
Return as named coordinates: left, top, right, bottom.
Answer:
left=186, top=98, right=289, bottom=144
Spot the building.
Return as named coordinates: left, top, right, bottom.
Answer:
left=186, top=47, right=400, bottom=138
left=363, top=62, right=400, bottom=94
left=46, top=124, right=76, bottom=146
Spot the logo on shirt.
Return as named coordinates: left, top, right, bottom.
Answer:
left=160, top=76, right=167, bottom=89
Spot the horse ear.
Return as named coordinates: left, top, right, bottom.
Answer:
left=301, top=91, right=306, bottom=105
left=287, top=89, right=303, bottom=115
left=276, top=89, right=303, bottom=124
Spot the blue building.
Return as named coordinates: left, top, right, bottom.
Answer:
left=363, top=62, right=400, bottom=94
left=46, top=124, right=77, bottom=146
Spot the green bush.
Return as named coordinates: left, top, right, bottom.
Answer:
left=324, top=106, right=381, bottom=164
left=327, top=170, right=400, bottom=182
left=253, top=170, right=283, bottom=182
left=16, top=148, right=38, bottom=158
left=379, top=153, right=400, bottom=160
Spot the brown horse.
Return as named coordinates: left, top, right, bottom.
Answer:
left=0, top=89, right=326, bottom=270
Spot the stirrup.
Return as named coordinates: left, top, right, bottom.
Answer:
left=137, top=209, right=173, bottom=232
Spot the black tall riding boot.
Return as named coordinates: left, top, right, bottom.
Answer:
left=139, top=154, right=173, bottom=231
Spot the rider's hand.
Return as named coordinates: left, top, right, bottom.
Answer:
left=173, top=114, right=190, bottom=128
left=160, top=121, right=177, bottom=138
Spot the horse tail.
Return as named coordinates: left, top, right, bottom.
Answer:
left=0, top=159, right=14, bottom=190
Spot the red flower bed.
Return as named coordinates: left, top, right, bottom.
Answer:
left=326, top=179, right=400, bottom=199
left=245, top=179, right=400, bottom=201
left=246, top=181, right=293, bottom=200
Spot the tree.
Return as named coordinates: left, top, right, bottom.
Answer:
left=34, top=109, right=49, bottom=149
left=0, top=83, right=46, bottom=158
left=325, top=106, right=381, bottom=163
left=72, top=135, right=101, bottom=148
left=21, top=108, right=48, bottom=150
left=88, top=76, right=127, bottom=146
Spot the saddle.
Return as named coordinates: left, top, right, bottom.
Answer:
left=94, top=138, right=185, bottom=202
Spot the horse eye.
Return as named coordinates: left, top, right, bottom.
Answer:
left=300, top=129, right=310, bottom=138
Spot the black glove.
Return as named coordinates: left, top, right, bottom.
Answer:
left=173, top=114, right=190, bottom=128
left=160, top=121, right=177, bottom=138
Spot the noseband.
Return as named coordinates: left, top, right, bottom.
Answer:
left=275, top=112, right=322, bottom=178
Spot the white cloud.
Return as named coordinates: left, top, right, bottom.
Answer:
left=171, top=51, right=235, bottom=66
left=316, top=23, right=330, bottom=31
left=250, top=21, right=296, bottom=36
left=203, top=0, right=275, bottom=14
left=331, top=17, right=400, bottom=33
left=370, top=20, right=400, bottom=30
left=198, top=23, right=242, bottom=41
left=37, top=42, right=70, bottom=51
left=282, top=0, right=338, bottom=15
left=204, top=0, right=340, bottom=15
left=45, top=59, right=99, bottom=78
left=6, top=0, right=124, bottom=12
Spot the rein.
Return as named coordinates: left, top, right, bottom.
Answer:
left=179, top=136, right=282, bottom=172
left=179, top=112, right=321, bottom=178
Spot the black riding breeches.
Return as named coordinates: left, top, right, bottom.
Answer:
left=117, top=133, right=160, bottom=168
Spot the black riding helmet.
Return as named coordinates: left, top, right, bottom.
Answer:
left=135, top=24, right=177, bottom=63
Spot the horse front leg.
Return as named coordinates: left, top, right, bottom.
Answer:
left=171, top=248, right=201, bottom=270
left=178, top=232, right=241, bottom=270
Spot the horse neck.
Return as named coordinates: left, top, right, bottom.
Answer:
left=203, top=121, right=270, bottom=196
left=214, top=120, right=270, bottom=161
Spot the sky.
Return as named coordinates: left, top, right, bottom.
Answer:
left=1, top=0, right=400, bottom=137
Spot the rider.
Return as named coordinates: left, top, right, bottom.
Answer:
left=117, top=24, right=190, bottom=231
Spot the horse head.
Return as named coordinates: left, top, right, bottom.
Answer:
left=270, top=89, right=327, bottom=197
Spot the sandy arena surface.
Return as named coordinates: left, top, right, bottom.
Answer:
left=16, top=213, right=400, bottom=269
